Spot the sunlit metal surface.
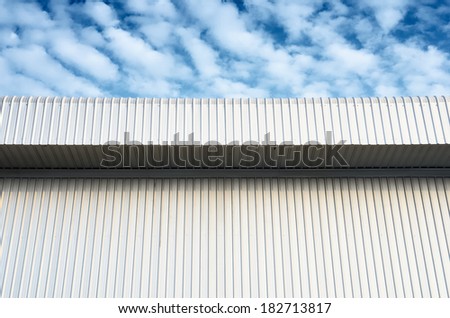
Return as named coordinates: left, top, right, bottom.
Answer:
left=1, top=96, right=449, bottom=145
left=1, top=177, right=449, bottom=298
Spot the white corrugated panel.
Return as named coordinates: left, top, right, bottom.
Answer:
left=1, top=177, right=449, bottom=297
left=1, top=96, right=449, bottom=145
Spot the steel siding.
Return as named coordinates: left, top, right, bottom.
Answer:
left=1, top=177, right=449, bottom=298
left=1, top=96, right=449, bottom=146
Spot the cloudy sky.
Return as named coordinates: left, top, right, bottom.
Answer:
left=0, top=0, right=449, bottom=97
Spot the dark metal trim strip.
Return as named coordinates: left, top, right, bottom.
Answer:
left=1, top=168, right=450, bottom=178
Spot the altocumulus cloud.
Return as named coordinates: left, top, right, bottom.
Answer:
left=0, top=0, right=449, bottom=97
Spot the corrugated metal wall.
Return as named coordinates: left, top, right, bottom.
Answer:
left=1, top=177, right=449, bottom=298
left=2, top=96, right=449, bottom=145
left=2, top=96, right=449, bottom=168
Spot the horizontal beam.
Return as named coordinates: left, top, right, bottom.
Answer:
left=1, top=144, right=449, bottom=169
left=2, top=168, right=450, bottom=178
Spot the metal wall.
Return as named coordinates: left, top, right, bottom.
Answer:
left=1, top=96, right=449, bottom=168
left=1, top=177, right=449, bottom=298
left=2, top=96, right=449, bottom=145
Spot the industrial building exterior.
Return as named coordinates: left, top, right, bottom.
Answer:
left=0, top=96, right=449, bottom=297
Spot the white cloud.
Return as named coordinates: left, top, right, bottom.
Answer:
left=252, top=0, right=319, bottom=41
left=127, top=74, right=179, bottom=96
left=185, top=0, right=270, bottom=58
left=358, top=0, right=410, bottom=32
left=374, top=84, right=401, bottom=97
left=301, top=82, right=332, bottom=97
left=49, top=30, right=119, bottom=81
left=83, top=1, right=118, bottom=27
left=104, top=27, right=191, bottom=80
left=0, top=56, right=57, bottom=96
left=390, top=44, right=450, bottom=95
left=79, top=26, right=107, bottom=47
left=376, top=8, right=404, bottom=32
left=177, top=28, right=221, bottom=78
left=3, top=45, right=102, bottom=96
left=0, top=29, right=20, bottom=48
left=0, top=1, right=53, bottom=28
left=125, top=0, right=178, bottom=20
left=211, top=78, right=268, bottom=97
left=325, top=43, right=378, bottom=75
left=139, top=21, right=175, bottom=48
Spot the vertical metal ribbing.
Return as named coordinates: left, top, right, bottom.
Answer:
left=1, top=177, right=450, bottom=297
left=1, top=96, right=449, bottom=147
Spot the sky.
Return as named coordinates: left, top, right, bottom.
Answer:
left=0, top=0, right=449, bottom=97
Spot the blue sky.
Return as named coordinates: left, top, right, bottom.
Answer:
left=0, top=0, right=449, bottom=97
